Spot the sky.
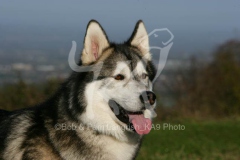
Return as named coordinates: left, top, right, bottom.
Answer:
left=0, top=0, right=240, bottom=58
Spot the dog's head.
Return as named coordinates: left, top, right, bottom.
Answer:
left=78, top=20, right=156, bottom=140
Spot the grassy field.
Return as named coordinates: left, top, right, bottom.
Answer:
left=137, top=120, right=240, bottom=160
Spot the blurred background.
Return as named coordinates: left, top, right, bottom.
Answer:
left=1, top=0, right=240, bottom=159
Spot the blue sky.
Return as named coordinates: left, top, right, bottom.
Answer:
left=1, top=0, right=240, bottom=57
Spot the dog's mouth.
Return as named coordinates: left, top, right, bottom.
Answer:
left=108, top=100, right=152, bottom=135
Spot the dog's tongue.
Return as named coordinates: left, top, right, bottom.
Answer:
left=128, top=114, right=152, bottom=135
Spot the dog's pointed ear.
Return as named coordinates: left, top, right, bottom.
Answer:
left=81, top=20, right=110, bottom=64
left=128, top=20, right=151, bottom=60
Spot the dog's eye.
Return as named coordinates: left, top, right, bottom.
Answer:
left=142, top=73, right=148, bottom=79
left=114, top=74, right=125, bottom=80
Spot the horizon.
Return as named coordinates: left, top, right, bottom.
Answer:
left=1, top=0, right=240, bottom=58
left=0, top=0, right=240, bottom=83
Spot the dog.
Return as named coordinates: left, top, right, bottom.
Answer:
left=0, top=20, right=157, bottom=160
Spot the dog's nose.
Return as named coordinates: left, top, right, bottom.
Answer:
left=139, top=91, right=156, bottom=105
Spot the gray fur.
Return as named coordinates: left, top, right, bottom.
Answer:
left=0, top=20, right=156, bottom=160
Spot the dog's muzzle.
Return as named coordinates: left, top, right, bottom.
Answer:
left=139, top=91, right=156, bottom=106
left=108, top=91, right=156, bottom=135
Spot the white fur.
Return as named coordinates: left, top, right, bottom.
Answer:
left=98, top=135, right=139, bottom=160
left=80, top=60, right=155, bottom=140
left=130, top=22, right=151, bottom=60
left=79, top=34, right=156, bottom=158
left=81, top=21, right=109, bottom=64
left=80, top=80, right=130, bottom=142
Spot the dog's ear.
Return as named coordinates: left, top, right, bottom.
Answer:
left=128, top=20, right=151, bottom=60
left=81, top=20, right=110, bottom=64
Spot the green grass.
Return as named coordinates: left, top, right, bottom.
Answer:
left=137, top=120, right=240, bottom=160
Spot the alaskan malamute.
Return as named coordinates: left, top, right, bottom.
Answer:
left=0, top=20, right=157, bottom=160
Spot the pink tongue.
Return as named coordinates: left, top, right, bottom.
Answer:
left=128, top=114, right=152, bottom=135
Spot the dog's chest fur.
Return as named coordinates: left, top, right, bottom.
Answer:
left=71, top=132, right=140, bottom=160
left=51, top=125, right=141, bottom=160
left=3, top=117, right=140, bottom=160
